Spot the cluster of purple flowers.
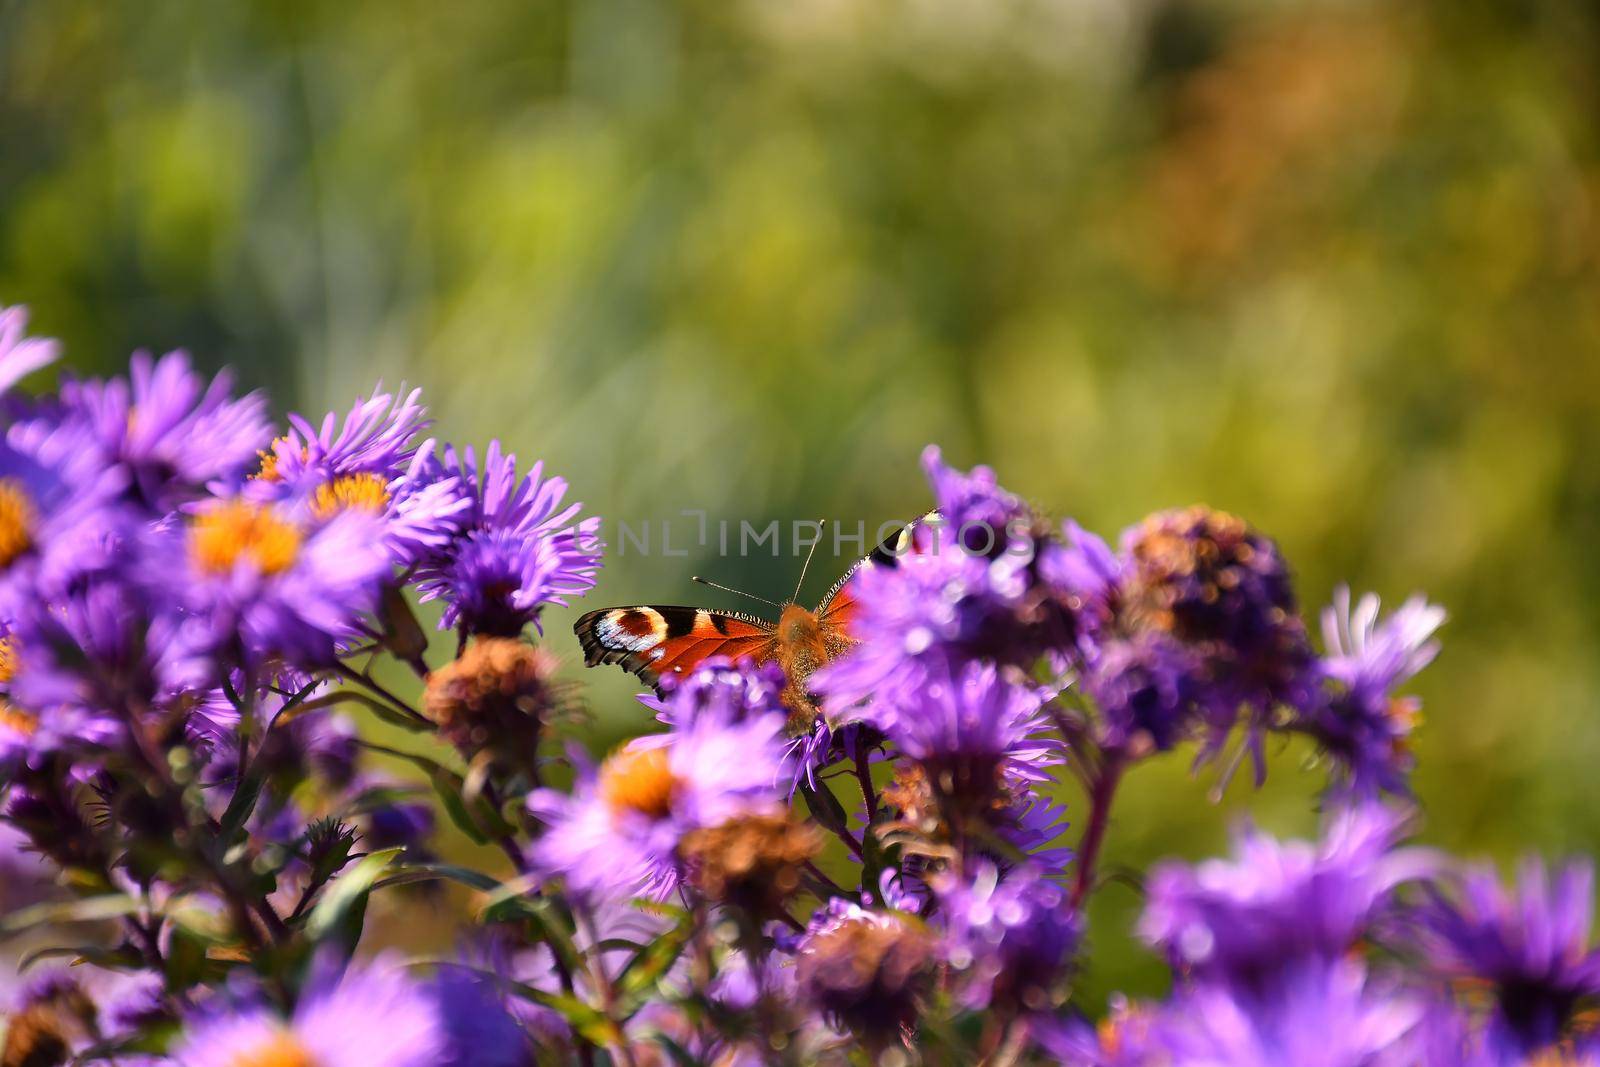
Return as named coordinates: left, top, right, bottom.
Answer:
left=0, top=307, right=592, bottom=1066
left=1, top=305, right=1591, bottom=1067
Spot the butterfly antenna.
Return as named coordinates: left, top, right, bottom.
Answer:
left=691, top=576, right=782, bottom=609
left=792, top=518, right=825, bottom=603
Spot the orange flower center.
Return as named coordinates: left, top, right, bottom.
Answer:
left=191, top=501, right=302, bottom=576
left=251, top=436, right=298, bottom=482
left=227, top=1031, right=319, bottom=1067
left=310, top=472, right=391, bottom=521
left=0, top=636, right=17, bottom=685
left=0, top=699, right=37, bottom=737
left=0, top=478, right=37, bottom=569
left=599, top=746, right=678, bottom=820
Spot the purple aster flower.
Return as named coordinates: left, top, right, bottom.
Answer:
left=810, top=538, right=1061, bottom=711
left=427, top=969, right=534, bottom=1067
left=45, top=349, right=271, bottom=511
left=413, top=442, right=602, bottom=637
left=807, top=528, right=958, bottom=700
left=840, top=658, right=1067, bottom=869
left=1043, top=520, right=1122, bottom=619
left=646, top=657, right=788, bottom=733
left=0, top=305, right=59, bottom=397
left=360, top=789, right=436, bottom=852
left=934, top=860, right=1079, bottom=1012
left=173, top=957, right=446, bottom=1067
left=0, top=591, right=200, bottom=777
left=1083, top=631, right=1204, bottom=754
left=251, top=387, right=470, bottom=565
left=527, top=689, right=790, bottom=901
left=1297, top=587, right=1446, bottom=799
left=1030, top=999, right=1167, bottom=1067
left=2, top=565, right=209, bottom=763
left=1154, top=958, right=1425, bottom=1067
left=859, top=660, right=1062, bottom=799
left=174, top=498, right=389, bottom=673
left=260, top=385, right=427, bottom=488
left=1407, top=1003, right=1528, bottom=1067
left=1139, top=804, right=1432, bottom=994
left=1, top=598, right=154, bottom=776
left=1406, top=857, right=1600, bottom=1055
left=918, top=444, right=1029, bottom=556
left=0, top=416, right=127, bottom=613
left=1004, top=787, right=1074, bottom=869
left=815, top=448, right=1085, bottom=722
left=644, top=657, right=832, bottom=792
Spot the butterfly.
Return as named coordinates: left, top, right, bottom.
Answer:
left=573, top=514, right=933, bottom=728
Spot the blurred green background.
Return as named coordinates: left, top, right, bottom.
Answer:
left=4, top=0, right=1599, bottom=1003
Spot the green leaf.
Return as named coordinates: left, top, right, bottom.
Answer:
left=378, top=584, right=430, bottom=665
left=374, top=862, right=504, bottom=894
left=162, top=926, right=215, bottom=990
left=647, top=1034, right=707, bottom=1067
left=19, top=944, right=143, bottom=972
left=801, top=778, right=852, bottom=838
left=360, top=742, right=493, bottom=844
left=478, top=893, right=585, bottom=983
left=217, top=768, right=266, bottom=843
left=616, top=919, right=691, bottom=1006
left=500, top=982, right=620, bottom=1047
left=0, top=894, right=143, bottom=939
left=630, top=898, right=690, bottom=924
left=306, top=847, right=403, bottom=942
left=70, top=1020, right=179, bottom=1063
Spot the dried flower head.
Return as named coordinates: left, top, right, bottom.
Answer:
left=795, top=905, right=938, bottom=1047
left=423, top=638, right=562, bottom=772
left=681, top=811, right=822, bottom=918
left=1114, top=505, right=1315, bottom=771
left=1, top=973, right=97, bottom=1067
left=1121, top=506, right=1302, bottom=656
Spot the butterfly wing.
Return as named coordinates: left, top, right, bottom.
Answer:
left=573, top=605, right=778, bottom=692
left=816, top=510, right=940, bottom=637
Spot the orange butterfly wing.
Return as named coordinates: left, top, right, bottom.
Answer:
left=573, top=606, right=778, bottom=693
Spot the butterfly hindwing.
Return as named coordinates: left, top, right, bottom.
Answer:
left=573, top=605, right=777, bottom=692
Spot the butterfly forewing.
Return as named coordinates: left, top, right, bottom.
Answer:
left=573, top=605, right=777, bottom=692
